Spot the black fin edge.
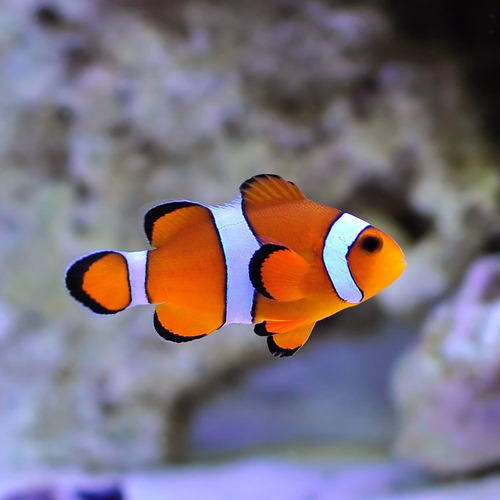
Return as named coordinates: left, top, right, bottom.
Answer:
left=254, top=321, right=271, bottom=337
left=144, top=201, right=198, bottom=246
left=266, top=335, right=299, bottom=358
left=153, top=311, right=207, bottom=343
left=239, top=174, right=289, bottom=195
left=65, top=251, right=129, bottom=315
left=249, top=244, right=288, bottom=300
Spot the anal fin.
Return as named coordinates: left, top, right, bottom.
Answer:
left=249, top=244, right=310, bottom=301
left=153, top=303, right=221, bottom=343
left=255, top=320, right=315, bottom=357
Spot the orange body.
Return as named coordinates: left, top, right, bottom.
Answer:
left=65, top=174, right=405, bottom=357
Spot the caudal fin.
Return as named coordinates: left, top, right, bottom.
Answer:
left=65, top=250, right=147, bottom=314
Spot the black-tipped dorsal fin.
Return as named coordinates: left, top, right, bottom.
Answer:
left=144, top=201, right=208, bottom=248
left=239, top=174, right=306, bottom=206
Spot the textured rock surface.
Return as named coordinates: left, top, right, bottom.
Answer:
left=0, top=0, right=499, bottom=471
left=393, top=256, right=500, bottom=473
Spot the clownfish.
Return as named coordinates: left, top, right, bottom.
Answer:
left=65, top=174, right=405, bottom=357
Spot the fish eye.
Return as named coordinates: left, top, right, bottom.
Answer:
left=359, top=234, right=383, bottom=255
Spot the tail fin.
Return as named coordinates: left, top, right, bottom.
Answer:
left=65, top=250, right=148, bottom=314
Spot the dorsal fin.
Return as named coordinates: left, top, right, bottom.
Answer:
left=239, top=174, right=306, bottom=206
left=144, top=201, right=208, bottom=248
left=249, top=243, right=310, bottom=301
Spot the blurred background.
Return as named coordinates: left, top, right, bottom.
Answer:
left=0, top=0, right=499, bottom=498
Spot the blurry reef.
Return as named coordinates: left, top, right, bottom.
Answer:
left=0, top=0, right=499, bottom=476
left=394, top=256, right=500, bottom=474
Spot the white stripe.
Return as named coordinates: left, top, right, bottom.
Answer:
left=210, top=198, right=260, bottom=325
left=323, top=213, right=369, bottom=303
left=120, top=250, right=149, bottom=307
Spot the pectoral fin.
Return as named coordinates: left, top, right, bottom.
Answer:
left=249, top=244, right=310, bottom=301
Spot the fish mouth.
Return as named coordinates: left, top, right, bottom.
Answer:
left=394, top=258, right=407, bottom=275
left=398, top=259, right=407, bottom=274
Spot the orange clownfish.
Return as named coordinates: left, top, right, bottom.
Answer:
left=65, top=174, right=405, bottom=357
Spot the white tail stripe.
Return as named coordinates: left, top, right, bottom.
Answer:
left=120, top=250, right=149, bottom=307
left=210, top=199, right=260, bottom=325
left=323, top=213, right=369, bottom=303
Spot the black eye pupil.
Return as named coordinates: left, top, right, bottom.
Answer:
left=361, top=236, right=382, bottom=253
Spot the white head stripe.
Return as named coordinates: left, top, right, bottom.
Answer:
left=120, top=250, right=149, bottom=307
left=210, top=199, right=260, bottom=325
left=323, top=213, right=370, bottom=303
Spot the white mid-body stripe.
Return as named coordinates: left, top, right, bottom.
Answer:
left=210, top=198, right=260, bottom=325
left=120, top=250, right=149, bottom=307
left=323, top=213, right=369, bottom=303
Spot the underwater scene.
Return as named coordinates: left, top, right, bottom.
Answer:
left=0, top=0, right=499, bottom=498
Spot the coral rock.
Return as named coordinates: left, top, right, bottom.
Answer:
left=393, top=256, right=500, bottom=474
